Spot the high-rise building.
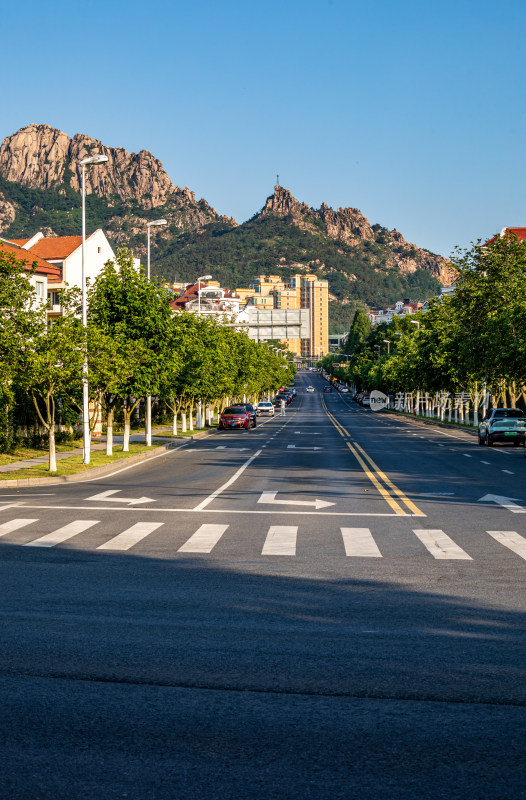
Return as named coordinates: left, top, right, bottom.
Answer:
left=236, top=273, right=329, bottom=358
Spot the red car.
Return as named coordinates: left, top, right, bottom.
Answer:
left=218, top=406, right=252, bottom=430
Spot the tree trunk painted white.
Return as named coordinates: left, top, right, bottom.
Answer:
left=189, top=407, right=194, bottom=431
left=172, top=413, right=178, bottom=436
left=106, top=408, right=114, bottom=456
left=182, top=412, right=187, bottom=433
left=448, top=399, right=452, bottom=423
left=146, top=395, right=152, bottom=446
left=415, top=390, right=420, bottom=416
left=49, top=426, right=57, bottom=472
left=197, top=400, right=203, bottom=429
left=123, top=409, right=131, bottom=452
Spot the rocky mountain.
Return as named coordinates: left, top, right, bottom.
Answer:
left=0, top=125, right=451, bottom=332
left=0, top=123, right=234, bottom=252
left=261, top=186, right=451, bottom=284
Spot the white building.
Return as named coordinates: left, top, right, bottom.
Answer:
left=0, top=239, right=62, bottom=311
left=9, top=230, right=116, bottom=316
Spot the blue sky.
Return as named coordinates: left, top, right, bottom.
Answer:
left=2, top=0, right=525, bottom=257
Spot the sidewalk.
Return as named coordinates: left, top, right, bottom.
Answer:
left=0, top=427, right=177, bottom=473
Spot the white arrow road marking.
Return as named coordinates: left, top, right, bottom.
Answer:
left=185, top=447, right=250, bottom=452
left=478, top=494, right=526, bottom=513
left=287, top=445, right=323, bottom=450
left=258, top=491, right=335, bottom=510
left=293, top=431, right=320, bottom=434
left=87, top=489, right=153, bottom=505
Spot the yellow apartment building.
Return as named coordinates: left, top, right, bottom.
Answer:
left=235, top=273, right=328, bottom=358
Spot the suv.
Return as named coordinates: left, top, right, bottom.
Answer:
left=478, top=408, right=526, bottom=446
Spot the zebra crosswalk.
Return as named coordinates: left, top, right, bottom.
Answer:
left=1, top=516, right=526, bottom=562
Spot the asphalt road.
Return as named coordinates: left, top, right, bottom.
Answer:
left=1, top=372, right=526, bottom=799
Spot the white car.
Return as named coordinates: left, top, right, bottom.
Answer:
left=256, top=401, right=274, bottom=416
left=306, top=386, right=315, bottom=393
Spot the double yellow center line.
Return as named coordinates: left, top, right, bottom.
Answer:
left=322, top=399, right=423, bottom=516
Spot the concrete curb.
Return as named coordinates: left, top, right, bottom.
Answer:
left=0, top=429, right=214, bottom=489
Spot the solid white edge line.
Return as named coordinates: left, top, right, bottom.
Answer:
left=193, top=450, right=263, bottom=510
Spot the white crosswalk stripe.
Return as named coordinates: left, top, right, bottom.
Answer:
left=3, top=515, right=526, bottom=562
left=0, top=518, right=38, bottom=537
left=412, top=529, right=472, bottom=560
left=341, top=527, right=382, bottom=557
left=97, top=522, right=164, bottom=550
left=487, top=530, right=526, bottom=560
left=178, top=524, right=229, bottom=553
left=25, top=520, right=99, bottom=548
left=262, top=526, right=297, bottom=555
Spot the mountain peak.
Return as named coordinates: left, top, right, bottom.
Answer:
left=0, top=123, right=178, bottom=210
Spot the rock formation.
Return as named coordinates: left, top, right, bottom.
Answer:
left=0, top=123, right=233, bottom=217
left=262, top=185, right=451, bottom=284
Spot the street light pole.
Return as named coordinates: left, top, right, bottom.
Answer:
left=145, top=219, right=167, bottom=447
left=383, top=339, right=391, bottom=354
left=80, top=154, right=108, bottom=465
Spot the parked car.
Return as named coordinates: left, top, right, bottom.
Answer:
left=239, top=403, right=257, bottom=427
left=478, top=408, right=526, bottom=446
left=278, top=391, right=293, bottom=404
left=361, top=393, right=371, bottom=407
left=218, top=406, right=252, bottom=430
left=256, top=400, right=274, bottom=416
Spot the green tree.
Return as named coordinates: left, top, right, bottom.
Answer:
left=88, top=249, right=174, bottom=450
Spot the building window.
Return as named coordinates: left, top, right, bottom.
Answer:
left=34, top=281, right=44, bottom=299
left=97, top=246, right=101, bottom=254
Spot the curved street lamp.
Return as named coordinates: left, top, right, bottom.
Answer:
left=80, top=154, right=108, bottom=465
left=145, top=219, right=168, bottom=446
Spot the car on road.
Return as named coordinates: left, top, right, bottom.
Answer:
left=218, top=406, right=252, bottom=430
left=278, top=391, right=293, bottom=404
left=478, top=408, right=526, bottom=446
left=323, top=386, right=333, bottom=393
left=306, top=386, right=315, bottom=393
left=256, top=400, right=274, bottom=416
left=339, top=387, right=350, bottom=393
left=239, top=403, right=257, bottom=427
left=361, top=393, right=371, bottom=407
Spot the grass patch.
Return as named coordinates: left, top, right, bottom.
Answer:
left=0, top=443, right=156, bottom=481
left=0, top=442, right=83, bottom=467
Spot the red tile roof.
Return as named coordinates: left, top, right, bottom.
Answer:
left=0, top=242, right=62, bottom=278
left=485, top=227, right=526, bottom=246
left=10, top=235, right=84, bottom=260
